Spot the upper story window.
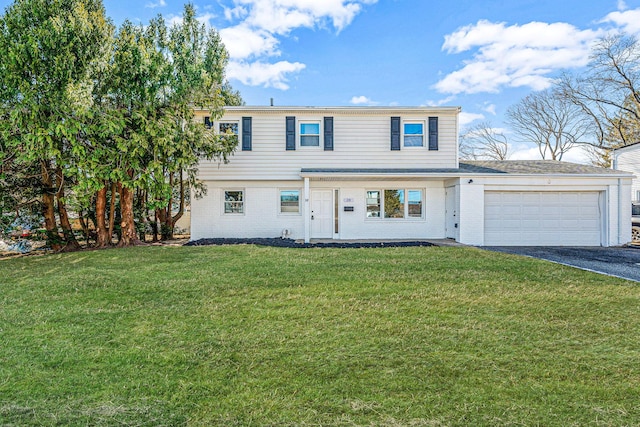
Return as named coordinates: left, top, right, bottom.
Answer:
left=219, top=122, right=238, bottom=136
left=300, top=122, right=320, bottom=147
left=204, top=116, right=212, bottom=129
left=403, top=122, right=424, bottom=147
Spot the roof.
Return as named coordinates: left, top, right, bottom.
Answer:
left=300, top=160, right=632, bottom=178
left=460, top=160, right=628, bottom=175
left=612, top=141, right=640, bottom=153
left=214, top=105, right=462, bottom=115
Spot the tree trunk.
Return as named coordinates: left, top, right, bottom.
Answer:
left=95, top=186, right=110, bottom=247
left=117, top=182, right=142, bottom=246
left=161, top=172, right=174, bottom=240
left=41, top=160, right=63, bottom=251
left=137, top=189, right=147, bottom=242
left=171, top=170, right=185, bottom=234
left=55, top=167, right=81, bottom=252
left=78, top=210, right=90, bottom=245
left=108, top=181, right=116, bottom=241
left=151, top=210, right=159, bottom=242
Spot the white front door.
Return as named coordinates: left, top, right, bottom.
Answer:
left=445, top=187, right=457, bottom=239
left=311, top=189, right=333, bottom=239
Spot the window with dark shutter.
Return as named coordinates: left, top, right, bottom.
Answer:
left=286, top=116, right=296, bottom=150
left=204, top=116, right=211, bottom=129
left=242, top=117, right=252, bottom=151
left=390, top=117, right=401, bottom=151
left=324, top=117, right=333, bottom=151
left=428, top=117, right=438, bottom=151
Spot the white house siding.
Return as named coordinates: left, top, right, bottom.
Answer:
left=195, top=107, right=459, bottom=181
left=325, top=180, right=446, bottom=240
left=190, top=180, right=306, bottom=240
left=190, top=179, right=448, bottom=241
left=613, top=145, right=640, bottom=201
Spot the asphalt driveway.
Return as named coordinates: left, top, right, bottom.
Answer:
left=483, top=246, right=640, bottom=283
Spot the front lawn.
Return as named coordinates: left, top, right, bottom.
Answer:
left=1, top=245, right=638, bottom=426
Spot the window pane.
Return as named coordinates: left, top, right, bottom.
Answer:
left=408, top=190, right=422, bottom=218
left=280, top=190, right=299, bottom=213
left=300, top=123, right=320, bottom=135
left=404, top=123, right=423, bottom=135
left=404, top=135, right=423, bottom=147
left=300, top=135, right=320, bottom=146
left=384, top=189, right=404, bottom=218
left=366, top=191, right=380, bottom=218
left=224, top=190, right=244, bottom=214
left=219, top=122, right=238, bottom=135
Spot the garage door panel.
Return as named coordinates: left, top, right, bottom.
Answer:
left=484, top=191, right=602, bottom=246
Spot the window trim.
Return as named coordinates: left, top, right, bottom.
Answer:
left=278, top=188, right=301, bottom=215
left=402, top=121, right=425, bottom=148
left=365, top=188, right=424, bottom=220
left=298, top=120, right=322, bottom=149
left=223, top=189, right=245, bottom=215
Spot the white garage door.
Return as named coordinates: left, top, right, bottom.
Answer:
left=484, top=191, right=602, bottom=246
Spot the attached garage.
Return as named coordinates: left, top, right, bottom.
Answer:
left=484, top=191, right=603, bottom=246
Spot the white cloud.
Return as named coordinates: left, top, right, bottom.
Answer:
left=601, top=8, right=640, bottom=35
left=226, top=60, right=306, bottom=90
left=459, top=112, right=485, bottom=126
left=423, top=95, right=456, bottom=107
left=508, top=144, right=591, bottom=164
left=220, top=25, right=280, bottom=59
left=435, top=19, right=603, bottom=94
left=482, top=103, right=497, bottom=115
left=217, top=0, right=376, bottom=90
left=618, top=0, right=628, bottom=11
left=145, top=0, right=166, bottom=8
left=232, top=0, right=375, bottom=35
left=350, top=95, right=379, bottom=106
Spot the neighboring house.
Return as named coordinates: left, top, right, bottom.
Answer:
left=612, top=142, right=640, bottom=241
left=612, top=142, right=640, bottom=202
left=191, top=106, right=632, bottom=246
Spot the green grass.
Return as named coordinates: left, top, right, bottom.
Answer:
left=1, top=245, right=639, bottom=426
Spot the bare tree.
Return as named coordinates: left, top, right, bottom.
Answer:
left=557, top=35, right=640, bottom=156
left=459, top=122, right=509, bottom=160
left=506, top=88, right=588, bottom=160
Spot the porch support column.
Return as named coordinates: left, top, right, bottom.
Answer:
left=304, top=177, right=310, bottom=243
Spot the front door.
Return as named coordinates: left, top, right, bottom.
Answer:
left=445, top=187, right=457, bottom=239
left=311, top=189, right=333, bottom=239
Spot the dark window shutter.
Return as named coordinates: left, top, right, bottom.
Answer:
left=390, top=117, right=401, bottom=151
left=242, top=117, right=252, bottom=151
left=428, top=117, right=438, bottom=151
left=324, top=117, right=333, bottom=151
left=286, top=116, right=296, bottom=150
left=204, top=116, right=211, bottom=129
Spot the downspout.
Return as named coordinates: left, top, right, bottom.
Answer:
left=618, top=178, right=622, bottom=246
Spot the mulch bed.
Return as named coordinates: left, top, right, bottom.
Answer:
left=185, top=238, right=435, bottom=249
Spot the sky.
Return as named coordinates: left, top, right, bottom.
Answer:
left=3, top=0, right=640, bottom=162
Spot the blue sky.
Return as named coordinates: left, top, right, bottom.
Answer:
left=3, top=0, right=640, bottom=161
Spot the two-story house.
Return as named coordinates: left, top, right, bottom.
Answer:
left=192, top=106, right=632, bottom=246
